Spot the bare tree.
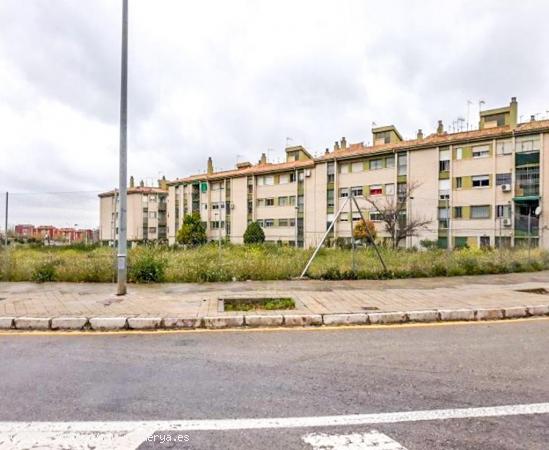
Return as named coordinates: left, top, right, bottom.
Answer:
left=362, top=181, right=431, bottom=249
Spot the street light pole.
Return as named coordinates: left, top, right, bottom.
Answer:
left=117, top=0, right=129, bottom=296
left=4, top=192, right=8, bottom=248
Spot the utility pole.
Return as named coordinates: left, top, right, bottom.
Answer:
left=117, top=0, right=129, bottom=296
left=349, top=193, right=355, bottom=273
left=4, top=192, right=8, bottom=247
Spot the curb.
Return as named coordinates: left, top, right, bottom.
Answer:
left=0, top=305, right=547, bottom=332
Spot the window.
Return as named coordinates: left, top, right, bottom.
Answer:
left=327, top=190, right=335, bottom=208
left=339, top=164, right=350, bottom=174
left=386, top=156, right=395, bottom=169
left=265, top=176, right=274, bottom=186
left=472, top=145, right=490, bottom=158
left=471, top=205, right=490, bottom=219
left=202, top=203, right=208, bottom=210
left=496, top=173, right=511, bottom=186
left=455, top=177, right=463, bottom=189
left=455, top=147, right=463, bottom=160
left=397, top=153, right=407, bottom=176
left=279, top=174, right=289, bottom=184
left=289, top=172, right=296, bottom=183
left=142, top=196, right=148, bottom=204
left=327, top=163, right=335, bottom=182
left=265, top=198, right=275, bottom=207
left=257, top=199, right=265, bottom=207
left=149, top=195, right=157, bottom=202
left=496, top=139, right=513, bottom=155
left=385, top=183, right=395, bottom=196
left=257, top=220, right=264, bottom=227
left=350, top=186, right=363, bottom=197
left=472, top=175, right=490, bottom=188
left=264, top=219, right=274, bottom=228
left=339, top=212, right=348, bottom=222
left=439, top=160, right=450, bottom=172
left=484, top=113, right=506, bottom=127
left=479, top=236, right=491, bottom=248
left=289, top=218, right=296, bottom=226
left=298, top=171, right=305, bottom=181
left=370, top=159, right=383, bottom=170
left=351, top=161, right=363, bottom=173
left=516, top=135, right=540, bottom=153
left=149, top=211, right=157, bottom=219
left=289, top=196, right=296, bottom=206
left=370, top=212, right=383, bottom=221
left=369, top=184, right=383, bottom=195
left=454, top=206, right=463, bottom=219
left=438, top=208, right=449, bottom=219
left=212, top=203, right=220, bottom=210
left=278, top=219, right=289, bottom=227
left=339, top=187, right=349, bottom=198
left=278, top=196, right=288, bottom=206
left=148, top=227, right=156, bottom=233
left=496, top=204, right=511, bottom=219
left=439, top=179, right=450, bottom=199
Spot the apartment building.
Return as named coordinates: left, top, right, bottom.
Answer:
left=99, top=178, right=168, bottom=244
left=165, top=97, right=547, bottom=249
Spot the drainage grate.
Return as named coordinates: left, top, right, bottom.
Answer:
left=515, top=288, right=549, bottom=295
left=361, top=306, right=380, bottom=311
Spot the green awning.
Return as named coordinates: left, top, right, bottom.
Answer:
left=513, top=196, right=540, bottom=202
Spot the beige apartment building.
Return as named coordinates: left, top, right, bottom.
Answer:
left=166, top=98, right=548, bottom=250
left=99, top=179, right=168, bottom=244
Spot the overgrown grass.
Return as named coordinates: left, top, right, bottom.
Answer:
left=224, top=297, right=296, bottom=311
left=1, top=243, right=548, bottom=283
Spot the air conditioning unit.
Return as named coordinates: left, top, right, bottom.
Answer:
left=501, top=184, right=512, bottom=192
left=503, top=218, right=512, bottom=227
left=305, top=169, right=312, bottom=177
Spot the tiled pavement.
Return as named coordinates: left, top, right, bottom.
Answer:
left=1, top=271, right=549, bottom=318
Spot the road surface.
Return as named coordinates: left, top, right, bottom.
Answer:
left=0, top=319, right=548, bottom=449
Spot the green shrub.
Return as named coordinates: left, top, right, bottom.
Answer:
left=129, top=248, right=167, bottom=283
left=31, top=260, right=58, bottom=282
left=176, top=213, right=207, bottom=246
left=243, top=221, right=265, bottom=244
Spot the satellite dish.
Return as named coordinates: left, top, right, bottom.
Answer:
left=535, top=206, right=542, bottom=217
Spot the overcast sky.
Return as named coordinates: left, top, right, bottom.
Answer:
left=1, top=0, right=549, bottom=228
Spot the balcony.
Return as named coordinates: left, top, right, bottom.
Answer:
left=514, top=182, right=539, bottom=198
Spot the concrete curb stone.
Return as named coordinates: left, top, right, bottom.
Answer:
left=204, top=316, right=244, bottom=329
left=322, top=313, right=368, bottom=326
left=367, top=312, right=407, bottom=324
left=527, top=305, right=549, bottom=316
left=128, top=317, right=162, bottom=330
left=438, top=309, right=475, bottom=321
left=283, top=314, right=323, bottom=327
left=406, top=310, right=439, bottom=323
left=502, top=307, right=528, bottom=319
left=0, top=317, right=14, bottom=329
left=51, top=317, right=88, bottom=330
left=245, top=315, right=283, bottom=327
left=89, top=317, right=128, bottom=330
left=14, top=317, right=51, bottom=330
left=475, top=308, right=504, bottom=321
left=163, top=317, right=203, bottom=329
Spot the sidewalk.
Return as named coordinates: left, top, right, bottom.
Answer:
left=1, top=271, right=548, bottom=330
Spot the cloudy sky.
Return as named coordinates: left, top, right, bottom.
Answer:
left=1, top=0, right=549, bottom=228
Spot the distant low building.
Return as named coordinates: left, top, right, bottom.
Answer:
left=98, top=177, right=168, bottom=244
left=14, top=225, right=95, bottom=244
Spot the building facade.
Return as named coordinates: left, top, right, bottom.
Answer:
left=161, top=97, right=546, bottom=249
left=99, top=184, right=168, bottom=244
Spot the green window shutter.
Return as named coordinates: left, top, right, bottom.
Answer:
left=462, top=146, right=473, bottom=159
left=463, top=176, right=472, bottom=189
left=463, top=206, right=471, bottom=219
left=363, top=161, right=369, bottom=171
left=274, top=175, right=280, bottom=184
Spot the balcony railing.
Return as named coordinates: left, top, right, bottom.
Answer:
left=515, top=183, right=539, bottom=197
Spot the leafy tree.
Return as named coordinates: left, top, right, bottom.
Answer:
left=176, top=213, right=207, bottom=246
left=353, top=219, right=377, bottom=244
left=243, top=221, right=265, bottom=244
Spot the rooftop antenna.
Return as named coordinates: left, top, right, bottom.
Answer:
left=285, top=137, right=293, bottom=148
left=457, top=117, right=465, bottom=132
left=466, top=100, right=472, bottom=130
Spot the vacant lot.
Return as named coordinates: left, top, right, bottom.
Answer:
left=1, top=244, right=548, bottom=283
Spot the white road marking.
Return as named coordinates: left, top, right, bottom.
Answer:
left=303, top=430, right=407, bottom=449
left=0, top=402, right=547, bottom=449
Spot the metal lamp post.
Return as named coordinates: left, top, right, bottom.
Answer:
left=117, top=0, right=129, bottom=295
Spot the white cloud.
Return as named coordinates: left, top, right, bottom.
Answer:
left=1, top=0, right=548, bottom=227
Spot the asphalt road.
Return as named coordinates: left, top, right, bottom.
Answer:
left=0, top=319, right=548, bottom=449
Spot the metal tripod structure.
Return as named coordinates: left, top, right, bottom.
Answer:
left=300, top=194, right=387, bottom=278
